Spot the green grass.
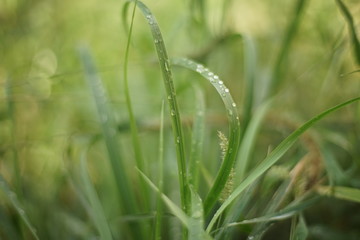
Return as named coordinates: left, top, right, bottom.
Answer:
left=1, top=0, right=360, bottom=239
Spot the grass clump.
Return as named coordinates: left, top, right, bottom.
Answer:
left=1, top=0, right=360, bottom=239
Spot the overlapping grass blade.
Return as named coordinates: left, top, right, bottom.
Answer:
left=79, top=151, right=113, bottom=240
left=128, top=0, right=190, bottom=213
left=123, top=0, right=149, bottom=210
left=0, top=174, right=39, bottom=240
left=317, top=185, right=360, bottom=203
left=188, top=88, right=206, bottom=191
left=171, top=58, right=241, bottom=215
left=137, top=169, right=213, bottom=240
left=154, top=101, right=165, bottom=240
left=335, top=0, right=360, bottom=65
left=78, top=47, right=139, bottom=218
left=236, top=100, right=272, bottom=182
left=189, top=187, right=213, bottom=240
left=268, top=0, right=308, bottom=96
left=206, top=97, right=360, bottom=232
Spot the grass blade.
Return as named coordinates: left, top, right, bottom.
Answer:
left=154, top=101, right=165, bottom=240
left=123, top=0, right=149, bottom=210
left=0, top=175, right=39, bottom=240
left=171, top=58, right=241, bottom=215
left=137, top=169, right=213, bottom=240
left=130, top=0, right=190, bottom=214
left=206, top=96, right=360, bottom=232
left=235, top=100, right=272, bottom=182
left=79, top=151, right=113, bottom=240
left=290, top=215, right=308, bottom=240
left=317, top=185, right=360, bottom=203
left=78, top=47, right=143, bottom=239
left=268, top=0, right=308, bottom=96
left=335, top=0, right=360, bottom=65
left=137, top=169, right=189, bottom=227
left=241, top=35, right=257, bottom=133
left=78, top=46, right=137, bottom=212
left=188, top=88, right=206, bottom=191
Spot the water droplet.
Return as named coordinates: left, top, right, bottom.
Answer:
left=167, top=95, right=172, bottom=100
left=214, top=75, right=219, bottom=80
left=222, top=93, right=226, bottom=97
left=18, top=209, right=25, bottom=215
left=192, top=210, right=202, bottom=218
left=209, top=77, right=215, bottom=83
left=164, top=61, right=170, bottom=72
left=170, top=110, right=176, bottom=116
left=208, top=72, right=214, bottom=77
left=196, top=64, right=205, bottom=73
left=218, top=80, right=223, bottom=85
left=176, top=136, right=180, bottom=143
left=225, top=88, right=229, bottom=93
left=232, top=102, right=236, bottom=107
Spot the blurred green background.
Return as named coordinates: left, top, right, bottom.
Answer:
left=1, top=0, right=360, bottom=239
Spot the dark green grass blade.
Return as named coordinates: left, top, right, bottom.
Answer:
left=123, top=0, right=149, bottom=210
left=0, top=175, right=39, bottom=240
left=317, top=185, right=360, bottom=203
left=78, top=47, right=138, bottom=214
left=129, top=0, right=190, bottom=213
left=268, top=0, right=309, bottom=96
left=171, top=58, right=241, bottom=215
left=79, top=151, right=113, bottom=240
left=335, top=0, right=360, bottom=65
left=206, top=97, right=360, bottom=232
left=188, top=88, right=206, bottom=191
left=154, top=101, right=165, bottom=240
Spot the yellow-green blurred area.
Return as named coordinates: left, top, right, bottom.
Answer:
left=1, top=0, right=360, bottom=239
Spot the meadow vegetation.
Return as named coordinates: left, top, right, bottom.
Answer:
left=1, top=0, right=360, bottom=239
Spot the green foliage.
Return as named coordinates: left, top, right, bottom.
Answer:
left=1, top=0, right=360, bottom=239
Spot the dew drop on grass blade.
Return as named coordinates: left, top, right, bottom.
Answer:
left=171, top=58, right=241, bottom=215
left=125, top=0, right=190, bottom=214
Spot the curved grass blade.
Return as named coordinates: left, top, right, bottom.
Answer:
left=154, top=101, right=165, bottom=240
left=128, top=0, right=190, bottom=213
left=188, top=88, right=206, bottom=191
left=171, top=58, right=241, bottom=215
left=80, top=151, right=113, bottom=240
left=335, top=0, right=360, bottom=65
left=317, top=185, right=360, bottom=204
left=123, top=0, right=149, bottom=210
left=206, top=97, right=360, bottom=232
left=0, top=175, right=39, bottom=240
